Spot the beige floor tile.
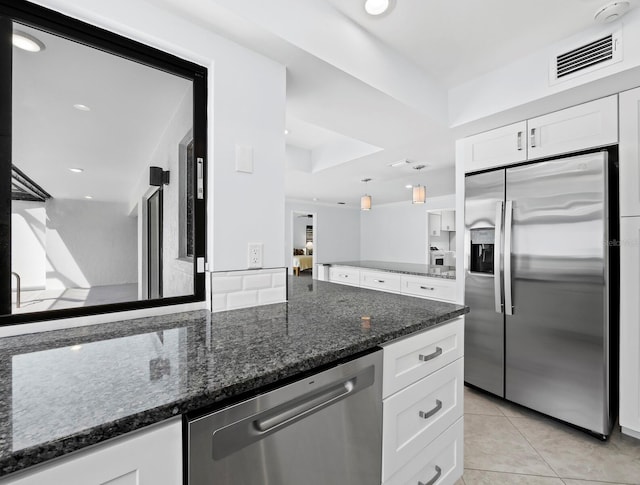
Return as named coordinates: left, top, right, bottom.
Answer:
left=509, top=416, right=640, bottom=484
left=464, top=414, right=557, bottom=476
left=454, top=478, right=466, bottom=485
left=464, top=387, right=505, bottom=416
left=563, top=480, right=631, bottom=485
left=462, top=469, right=564, bottom=484
left=495, top=399, right=544, bottom=419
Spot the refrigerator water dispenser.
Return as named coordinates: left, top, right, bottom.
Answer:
left=470, top=228, right=494, bottom=274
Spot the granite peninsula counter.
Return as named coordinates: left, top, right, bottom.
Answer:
left=0, top=277, right=467, bottom=478
left=321, top=260, right=456, bottom=279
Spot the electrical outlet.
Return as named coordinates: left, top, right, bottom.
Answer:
left=248, top=243, right=263, bottom=269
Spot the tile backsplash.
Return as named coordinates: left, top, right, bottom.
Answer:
left=210, top=268, right=286, bottom=312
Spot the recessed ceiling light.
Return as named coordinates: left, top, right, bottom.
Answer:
left=12, top=31, right=45, bottom=52
left=69, top=168, right=84, bottom=173
left=364, top=0, right=390, bottom=16
left=84, top=195, right=93, bottom=199
left=389, top=159, right=414, bottom=168
left=73, top=104, right=91, bottom=112
left=284, top=129, right=289, bottom=135
left=405, top=184, right=413, bottom=189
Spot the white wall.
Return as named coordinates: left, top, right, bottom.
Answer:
left=449, top=8, right=640, bottom=128
left=360, top=195, right=455, bottom=264
left=45, top=199, right=138, bottom=289
left=31, top=0, right=287, bottom=273
left=11, top=201, right=47, bottom=290
left=285, top=200, right=360, bottom=271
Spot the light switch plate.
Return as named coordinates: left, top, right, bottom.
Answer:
left=235, top=145, right=253, bottom=173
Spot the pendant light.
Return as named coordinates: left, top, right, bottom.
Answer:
left=361, top=178, right=372, bottom=211
left=411, top=164, right=427, bottom=204
left=412, top=185, right=426, bottom=204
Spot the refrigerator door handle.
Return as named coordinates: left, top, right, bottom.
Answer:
left=494, top=201, right=504, bottom=313
left=504, top=200, right=514, bottom=315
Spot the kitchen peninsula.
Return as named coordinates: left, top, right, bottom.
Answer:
left=318, top=260, right=457, bottom=302
left=0, top=277, right=467, bottom=482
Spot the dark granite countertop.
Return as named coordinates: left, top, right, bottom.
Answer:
left=322, top=260, right=456, bottom=279
left=0, top=277, right=467, bottom=477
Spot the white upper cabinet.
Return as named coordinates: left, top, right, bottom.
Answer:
left=429, top=213, right=442, bottom=236
left=441, top=210, right=455, bottom=231
left=460, top=121, right=527, bottom=173
left=459, top=96, right=618, bottom=174
left=527, top=95, right=618, bottom=160
left=620, top=87, right=640, bottom=217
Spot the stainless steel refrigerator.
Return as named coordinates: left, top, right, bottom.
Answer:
left=464, top=150, right=617, bottom=438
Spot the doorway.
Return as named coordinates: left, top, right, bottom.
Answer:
left=291, top=211, right=317, bottom=279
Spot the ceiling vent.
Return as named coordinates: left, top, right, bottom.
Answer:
left=550, top=30, right=622, bottom=84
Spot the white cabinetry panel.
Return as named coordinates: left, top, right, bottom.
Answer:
left=620, top=87, right=640, bottom=217
left=328, top=265, right=360, bottom=286
left=400, top=275, right=456, bottom=302
left=382, top=359, right=463, bottom=482
left=460, top=121, right=527, bottom=173
left=0, top=418, right=182, bottom=485
left=383, top=417, right=463, bottom=485
left=527, top=95, right=618, bottom=160
left=360, top=270, right=401, bottom=293
left=620, top=217, right=640, bottom=438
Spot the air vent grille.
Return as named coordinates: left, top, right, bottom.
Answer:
left=556, top=34, right=615, bottom=79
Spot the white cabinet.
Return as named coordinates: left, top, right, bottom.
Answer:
left=459, top=121, right=527, bottom=173
left=459, top=96, right=618, bottom=174
left=620, top=87, right=640, bottom=217
left=619, top=86, right=640, bottom=439
left=360, top=269, right=401, bottom=293
left=0, top=418, right=182, bottom=485
left=327, top=266, right=456, bottom=302
left=527, top=95, right=618, bottom=160
left=328, top=265, right=360, bottom=286
left=400, top=275, right=456, bottom=302
left=381, top=318, right=464, bottom=485
left=428, top=213, right=441, bottom=236
left=620, top=217, right=640, bottom=439
left=441, top=210, right=455, bottom=231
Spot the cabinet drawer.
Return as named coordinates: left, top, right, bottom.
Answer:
left=382, top=318, right=463, bottom=398
left=383, top=417, right=463, bottom=485
left=328, top=266, right=360, bottom=286
left=382, top=359, right=463, bottom=482
left=360, top=270, right=401, bottom=293
left=401, top=275, right=455, bottom=301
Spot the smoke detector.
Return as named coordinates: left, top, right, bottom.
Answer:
left=594, top=2, right=631, bottom=23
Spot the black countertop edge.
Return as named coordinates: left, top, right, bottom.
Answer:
left=0, top=307, right=467, bottom=477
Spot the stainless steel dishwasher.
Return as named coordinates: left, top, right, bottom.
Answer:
left=187, top=349, right=382, bottom=485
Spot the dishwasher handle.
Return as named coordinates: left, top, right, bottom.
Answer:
left=255, top=379, right=354, bottom=433
left=211, top=363, right=376, bottom=460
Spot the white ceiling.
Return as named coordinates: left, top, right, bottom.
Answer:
left=15, top=0, right=638, bottom=207
left=151, top=0, right=638, bottom=207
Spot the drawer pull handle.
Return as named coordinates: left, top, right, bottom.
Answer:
left=419, top=346, right=442, bottom=362
left=516, top=131, right=523, bottom=151
left=340, top=274, right=348, bottom=278
left=418, top=465, right=442, bottom=485
left=420, top=286, right=435, bottom=291
left=419, top=399, right=443, bottom=420
left=374, top=279, right=385, bottom=283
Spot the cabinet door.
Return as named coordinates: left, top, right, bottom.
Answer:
left=1, top=418, right=182, bottom=485
left=441, top=210, right=455, bottom=231
left=620, top=87, right=640, bottom=217
left=429, top=213, right=441, bottom=236
left=620, top=217, right=640, bottom=438
left=527, top=95, right=617, bottom=160
left=459, top=121, right=527, bottom=174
